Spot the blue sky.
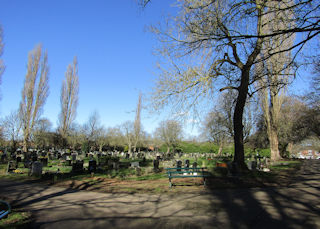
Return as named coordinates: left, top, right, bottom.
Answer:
left=0, top=0, right=313, bottom=137
left=0, top=0, right=184, bottom=135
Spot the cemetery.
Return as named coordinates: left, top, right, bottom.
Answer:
left=0, top=0, right=320, bottom=228
left=0, top=147, right=302, bottom=193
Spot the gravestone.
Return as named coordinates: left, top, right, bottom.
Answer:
left=40, top=157, right=48, bottom=167
left=41, top=151, right=47, bottom=157
left=31, top=154, right=37, bottom=162
left=141, top=157, right=147, bottom=166
left=88, top=160, right=97, bottom=173
left=153, top=160, right=159, bottom=171
left=112, top=162, right=119, bottom=170
left=31, top=161, right=43, bottom=176
left=49, top=153, right=54, bottom=160
left=61, top=153, right=67, bottom=160
left=11, top=152, right=16, bottom=160
left=7, top=161, right=17, bottom=173
left=16, top=156, right=22, bottom=163
left=192, top=162, right=197, bottom=169
left=71, top=153, right=77, bottom=161
left=1, top=153, right=7, bottom=162
left=177, top=160, right=182, bottom=171
left=72, top=160, right=84, bottom=173
left=131, top=161, right=140, bottom=168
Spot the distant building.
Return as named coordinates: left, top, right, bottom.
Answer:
left=298, top=149, right=320, bottom=159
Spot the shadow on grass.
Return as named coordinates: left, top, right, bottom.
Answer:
left=0, top=160, right=319, bottom=229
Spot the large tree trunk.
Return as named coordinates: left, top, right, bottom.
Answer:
left=233, top=69, right=250, bottom=171
left=218, top=141, right=223, bottom=156
left=22, top=138, right=28, bottom=153
left=128, top=144, right=132, bottom=154
left=287, top=142, right=294, bottom=157
left=268, top=122, right=282, bottom=161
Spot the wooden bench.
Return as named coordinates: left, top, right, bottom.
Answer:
left=165, top=167, right=212, bottom=188
left=0, top=200, right=11, bottom=219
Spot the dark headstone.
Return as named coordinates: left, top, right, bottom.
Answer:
left=31, top=161, right=43, bottom=176
left=153, top=160, right=159, bottom=171
left=16, top=156, right=22, bottom=163
left=40, top=157, right=48, bottom=167
left=32, top=155, right=38, bottom=162
left=71, top=153, right=77, bottom=161
left=88, top=160, right=97, bottom=173
left=7, top=161, right=17, bottom=173
left=72, top=160, right=84, bottom=173
left=177, top=160, right=182, bottom=171
left=192, top=162, right=197, bottom=169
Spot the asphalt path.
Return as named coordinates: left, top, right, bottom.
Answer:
left=0, top=160, right=319, bottom=229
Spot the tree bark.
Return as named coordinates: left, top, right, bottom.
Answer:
left=22, top=137, right=29, bottom=153
left=218, top=141, right=223, bottom=156
left=233, top=69, right=250, bottom=171
left=268, top=120, right=282, bottom=161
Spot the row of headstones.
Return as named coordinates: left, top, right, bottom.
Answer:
left=247, top=157, right=271, bottom=171
left=7, top=160, right=43, bottom=176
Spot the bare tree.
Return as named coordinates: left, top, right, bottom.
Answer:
left=33, top=118, right=52, bottom=150
left=121, top=121, right=135, bottom=154
left=19, top=44, right=49, bottom=152
left=106, top=127, right=123, bottom=150
left=256, top=1, right=295, bottom=161
left=1, top=110, right=21, bottom=150
left=66, top=122, right=83, bottom=150
left=96, top=127, right=107, bottom=152
left=202, top=110, right=229, bottom=156
left=83, top=111, right=103, bottom=150
left=58, top=57, right=79, bottom=143
left=155, top=120, right=182, bottom=153
left=133, top=93, right=142, bottom=152
left=144, top=0, right=317, bottom=170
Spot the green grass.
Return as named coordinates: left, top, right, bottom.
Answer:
left=270, top=160, right=302, bottom=171
left=0, top=210, right=33, bottom=228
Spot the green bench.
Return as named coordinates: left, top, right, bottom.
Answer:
left=165, top=167, right=212, bottom=187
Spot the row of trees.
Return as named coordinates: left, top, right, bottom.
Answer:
left=0, top=44, right=79, bottom=153
left=0, top=42, right=183, bottom=152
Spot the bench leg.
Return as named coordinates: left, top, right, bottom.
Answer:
left=203, top=178, right=206, bottom=186
left=169, top=178, right=172, bottom=188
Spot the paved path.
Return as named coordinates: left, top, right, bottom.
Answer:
left=0, top=160, right=319, bottom=229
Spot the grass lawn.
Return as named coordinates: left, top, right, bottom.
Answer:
left=0, top=210, right=33, bottom=229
